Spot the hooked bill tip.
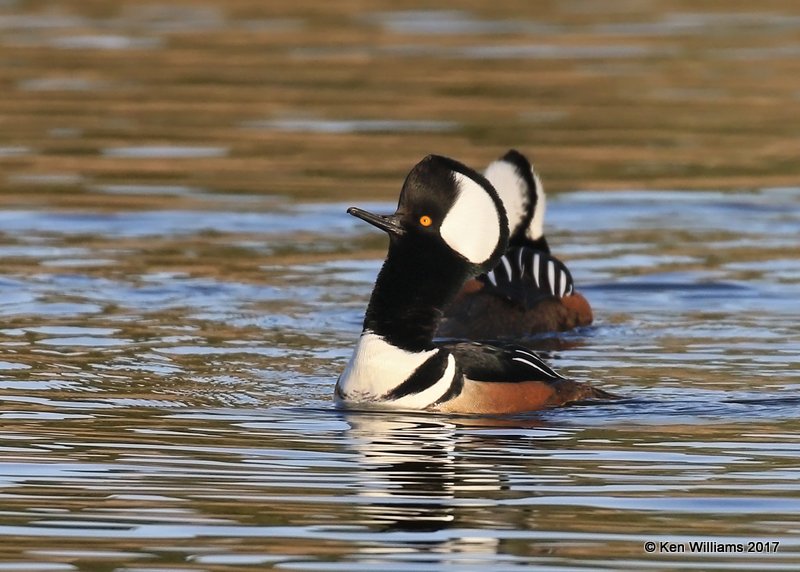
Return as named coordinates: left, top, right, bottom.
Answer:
left=347, top=206, right=405, bottom=236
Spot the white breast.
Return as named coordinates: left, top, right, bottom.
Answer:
left=337, top=331, right=457, bottom=409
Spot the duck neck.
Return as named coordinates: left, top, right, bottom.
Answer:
left=363, top=241, right=468, bottom=352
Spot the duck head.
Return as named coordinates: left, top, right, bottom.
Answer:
left=348, top=154, right=509, bottom=278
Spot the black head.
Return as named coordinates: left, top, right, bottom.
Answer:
left=348, top=154, right=509, bottom=276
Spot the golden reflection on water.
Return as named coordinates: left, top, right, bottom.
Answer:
left=1, top=1, right=800, bottom=571
left=3, top=0, right=800, bottom=207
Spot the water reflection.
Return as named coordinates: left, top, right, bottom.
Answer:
left=346, top=413, right=464, bottom=532
left=364, top=10, right=545, bottom=36
left=244, top=118, right=459, bottom=134
left=342, top=411, right=572, bottom=567
left=102, top=146, right=229, bottom=159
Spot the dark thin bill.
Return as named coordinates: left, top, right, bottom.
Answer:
left=347, top=207, right=405, bottom=236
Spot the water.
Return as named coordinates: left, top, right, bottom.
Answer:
left=2, top=1, right=800, bottom=570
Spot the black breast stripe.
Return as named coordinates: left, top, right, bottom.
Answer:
left=432, top=363, right=465, bottom=406
left=334, top=380, right=345, bottom=399
left=383, top=350, right=450, bottom=401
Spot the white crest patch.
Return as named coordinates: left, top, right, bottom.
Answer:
left=484, top=159, right=526, bottom=236
left=439, top=172, right=501, bottom=264
left=526, top=169, right=546, bottom=241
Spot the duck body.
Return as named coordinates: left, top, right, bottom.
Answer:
left=437, top=150, right=593, bottom=340
left=336, top=333, right=603, bottom=414
left=336, top=154, right=608, bottom=414
left=437, top=246, right=593, bottom=339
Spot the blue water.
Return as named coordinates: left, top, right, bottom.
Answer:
left=1, top=187, right=799, bottom=570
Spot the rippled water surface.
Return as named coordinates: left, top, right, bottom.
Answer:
left=2, top=1, right=800, bottom=570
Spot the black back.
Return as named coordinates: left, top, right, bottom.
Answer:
left=439, top=340, right=564, bottom=382
left=478, top=246, right=575, bottom=309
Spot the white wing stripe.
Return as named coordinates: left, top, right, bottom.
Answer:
left=512, top=356, right=554, bottom=377
left=514, top=349, right=564, bottom=378
left=500, top=255, right=512, bottom=279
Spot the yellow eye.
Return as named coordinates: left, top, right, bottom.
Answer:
left=419, top=215, right=433, bottom=227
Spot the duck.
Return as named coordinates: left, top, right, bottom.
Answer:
left=436, top=149, right=593, bottom=340
left=336, top=154, right=608, bottom=414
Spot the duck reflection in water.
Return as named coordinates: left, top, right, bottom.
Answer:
left=341, top=410, right=554, bottom=560
left=345, top=411, right=463, bottom=532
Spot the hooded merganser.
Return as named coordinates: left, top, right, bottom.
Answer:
left=336, top=154, right=607, bottom=414
left=437, top=149, right=593, bottom=340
